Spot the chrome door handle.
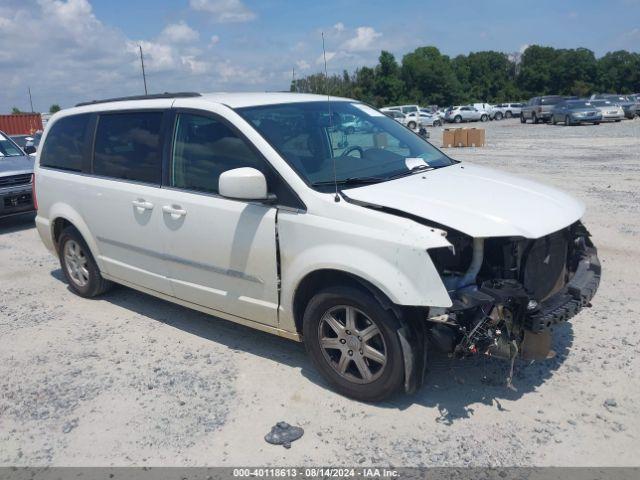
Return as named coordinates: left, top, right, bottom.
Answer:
left=162, top=205, right=187, bottom=217
left=132, top=199, right=154, bottom=210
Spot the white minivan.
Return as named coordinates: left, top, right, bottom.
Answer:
left=35, top=92, right=600, bottom=401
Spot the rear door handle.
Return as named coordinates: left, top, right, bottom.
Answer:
left=132, top=199, right=154, bottom=211
left=162, top=205, right=187, bottom=218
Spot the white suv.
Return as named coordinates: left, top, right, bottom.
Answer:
left=34, top=92, right=600, bottom=401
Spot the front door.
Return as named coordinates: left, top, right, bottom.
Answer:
left=160, top=110, right=279, bottom=326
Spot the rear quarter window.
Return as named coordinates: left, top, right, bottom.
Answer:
left=93, top=112, right=163, bottom=184
left=40, top=114, right=91, bottom=171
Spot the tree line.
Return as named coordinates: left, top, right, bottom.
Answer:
left=291, top=45, right=640, bottom=107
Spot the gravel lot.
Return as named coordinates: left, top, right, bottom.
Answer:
left=1, top=118, right=639, bottom=467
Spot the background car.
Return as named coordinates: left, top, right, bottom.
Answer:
left=416, top=112, right=442, bottom=127
left=9, top=132, right=41, bottom=156
left=444, top=105, right=487, bottom=123
left=493, top=102, right=523, bottom=119
left=589, top=99, right=625, bottom=122
left=590, top=94, right=637, bottom=119
left=551, top=100, right=602, bottom=125
left=472, top=103, right=497, bottom=120
left=521, top=95, right=565, bottom=123
left=0, top=130, right=35, bottom=218
left=381, top=109, right=411, bottom=128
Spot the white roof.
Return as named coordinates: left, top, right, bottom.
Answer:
left=199, top=92, right=352, bottom=108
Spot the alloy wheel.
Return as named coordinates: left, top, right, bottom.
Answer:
left=64, top=240, right=89, bottom=287
left=317, top=305, right=387, bottom=384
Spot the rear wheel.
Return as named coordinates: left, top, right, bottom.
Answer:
left=58, top=226, right=112, bottom=298
left=480, top=114, right=488, bottom=122
left=520, top=114, right=526, bottom=123
left=495, top=112, right=503, bottom=120
left=434, top=120, right=442, bottom=127
left=505, top=110, right=513, bottom=119
left=408, top=121, right=417, bottom=130
left=454, top=115, right=462, bottom=123
left=532, top=112, right=539, bottom=124
left=303, top=286, right=405, bottom=401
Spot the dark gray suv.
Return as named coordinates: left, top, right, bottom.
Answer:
left=0, top=130, right=35, bottom=219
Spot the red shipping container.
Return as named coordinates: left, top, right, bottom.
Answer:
left=0, top=114, right=44, bottom=135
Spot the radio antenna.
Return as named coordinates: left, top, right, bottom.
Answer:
left=322, top=32, right=340, bottom=202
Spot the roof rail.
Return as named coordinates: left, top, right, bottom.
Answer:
left=75, top=92, right=201, bottom=107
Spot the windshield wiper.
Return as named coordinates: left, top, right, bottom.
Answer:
left=311, top=176, right=386, bottom=187
left=388, top=164, right=434, bottom=179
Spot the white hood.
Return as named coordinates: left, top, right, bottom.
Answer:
left=345, top=163, right=584, bottom=239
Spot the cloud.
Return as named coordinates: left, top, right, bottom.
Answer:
left=519, top=43, right=530, bottom=54
left=316, top=50, right=336, bottom=65
left=342, top=26, right=382, bottom=52
left=333, top=22, right=345, bottom=32
left=189, top=0, right=256, bottom=23
left=209, top=34, right=220, bottom=46
left=296, top=59, right=310, bottom=70
left=160, top=21, right=199, bottom=43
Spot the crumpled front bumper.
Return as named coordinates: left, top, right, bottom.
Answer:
left=526, top=244, right=600, bottom=332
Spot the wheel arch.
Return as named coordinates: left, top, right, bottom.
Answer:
left=291, top=268, right=402, bottom=336
left=48, top=204, right=102, bottom=268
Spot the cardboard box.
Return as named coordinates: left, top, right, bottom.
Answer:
left=442, top=128, right=456, bottom=148
left=467, top=128, right=485, bottom=147
left=454, top=128, right=468, bottom=147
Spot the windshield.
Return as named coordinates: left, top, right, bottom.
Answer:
left=236, top=101, right=454, bottom=188
left=541, top=97, right=563, bottom=105
left=567, top=101, right=594, bottom=108
left=0, top=133, right=24, bottom=157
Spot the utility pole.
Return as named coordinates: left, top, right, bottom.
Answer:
left=139, top=45, right=148, bottom=95
left=291, top=67, right=296, bottom=92
left=28, top=87, right=34, bottom=112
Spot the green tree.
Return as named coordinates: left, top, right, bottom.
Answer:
left=401, top=46, right=460, bottom=105
left=373, top=51, right=404, bottom=106
left=517, top=45, right=559, bottom=97
left=49, top=104, right=61, bottom=113
left=11, top=107, right=22, bottom=114
left=597, top=50, right=640, bottom=93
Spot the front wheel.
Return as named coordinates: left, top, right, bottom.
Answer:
left=495, top=112, right=503, bottom=120
left=434, top=120, right=442, bottom=127
left=533, top=113, right=539, bottom=124
left=480, top=114, right=488, bottom=122
left=302, top=286, right=405, bottom=401
left=520, top=114, right=526, bottom=123
left=407, top=121, right=417, bottom=130
left=505, top=111, right=513, bottom=118
left=454, top=115, right=462, bottom=123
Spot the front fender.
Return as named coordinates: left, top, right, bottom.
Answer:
left=277, top=210, right=452, bottom=333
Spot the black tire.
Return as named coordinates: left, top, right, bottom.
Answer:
left=565, top=115, right=572, bottom=126
left=408, top=121, right=417, bottom=130
left=495, top=112, right=503, bottom=120
left=480, top=114, right=488, bottom=122
left=302, top=285, right=405, bottom=402
left=520, top=114, right=526, bottom=123
left=532, top=112, right=539, bottom=124
left=594, top=122, right=600, bottom=125
left=58, top=226, right=112, bottom=298
left=505, top=110, right=513, bottom=118
left=434, top=120, right=442, bottom=127
left=453, top=115, right=462, bottom=123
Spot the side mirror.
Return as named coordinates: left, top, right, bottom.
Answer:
left=219, top=167, right=269, bottom=201
left=24, top=145, right=37, bottom=155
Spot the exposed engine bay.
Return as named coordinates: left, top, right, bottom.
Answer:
left=425, top=221, right=601, bottom=385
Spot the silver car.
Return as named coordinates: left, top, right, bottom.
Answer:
left=1, top=130, right=35, bottom=218
left=444, top=105, right=486, bottom=123
left=493, top=103, right=524, bottom=120
left=589, top=99, right=625, bottom=122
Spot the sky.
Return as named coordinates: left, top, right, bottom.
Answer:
left=1, top=0, right=639, bottom=112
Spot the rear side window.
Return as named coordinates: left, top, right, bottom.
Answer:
left=93, top=112, right=163, bottom=184
left=171, top=113, right=264, bottom=194
left=40, top=114, right=90, bottom=171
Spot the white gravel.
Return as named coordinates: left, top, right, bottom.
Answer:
left=1, top=118, right=639, bottom=466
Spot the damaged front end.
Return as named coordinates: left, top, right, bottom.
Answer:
left=425, top=221, right=601, bottom=375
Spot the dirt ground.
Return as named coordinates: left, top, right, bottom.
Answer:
left=1, top=118, right=639, bottom=467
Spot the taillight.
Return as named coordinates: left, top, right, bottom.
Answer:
left=31, top=173, right=38, bottom=211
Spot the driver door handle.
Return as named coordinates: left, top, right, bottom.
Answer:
left=162, top=205, right=187, bottom=218
left=132, top=199, right=154, bottom=211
